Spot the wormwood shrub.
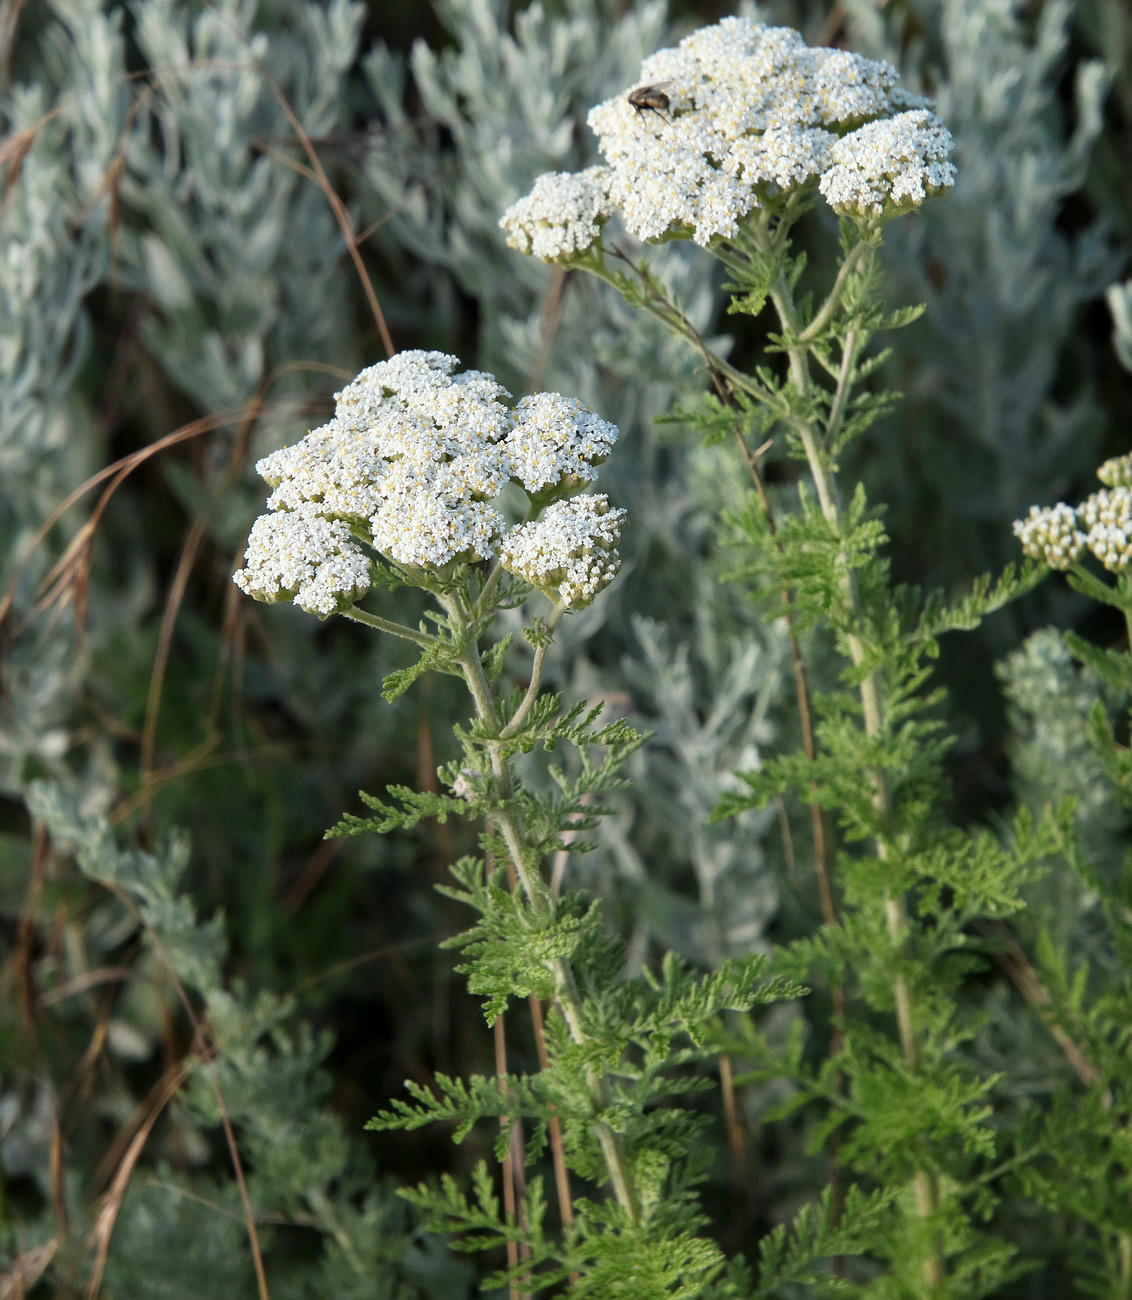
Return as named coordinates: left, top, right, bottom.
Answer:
left=6, top=3, right=1132, bottom=1297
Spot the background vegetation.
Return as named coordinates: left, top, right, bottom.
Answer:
left=2, top=0, right=1131, bottom=1294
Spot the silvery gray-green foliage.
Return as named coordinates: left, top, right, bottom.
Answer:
left=0, top=0, right=123, bottom=798
left=1001, top=629, right=1123, bottom=868
left=122, top=0, right=366, bottom=411
left=24, top=780, right=444, bottom=1299
left=991, top=594, right=1132, bottom=1295
left=0, top=3, right=443, bottom=1291
left=604, top=613, right=784, bottom=967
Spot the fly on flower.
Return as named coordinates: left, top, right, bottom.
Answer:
left=626, top=82, right=671, bottom=121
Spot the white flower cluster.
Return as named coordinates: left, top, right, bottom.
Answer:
left=508, top=392, right=618, bottom=494
left=1098, top=454, right=1132, bottom=489
left=234, top=352, right=626, bottom=616
left=504, top=17, right=955, bottom=255
left=1079, top=487, right=1132, bottom=572
left=1014, top=467, right=1132, bottom=575
left=233, top=504, right=373, bottom=616
left=818, top=110, right=956, bottom=218
left=499, top=167, right=612, bottom=263
left=1012, top=504, right=1086, bottom=571
left=500, top=495, right=626, bottom=608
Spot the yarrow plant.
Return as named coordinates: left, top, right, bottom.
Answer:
left=1015, top=455, right=1132, bottom=579
left=230, top=13, right=1119, bottom=1297
left=234, top=350, right=808, bottom=1293
left=1007, top=456, right=1132, bottom=1296
left=1014, top=454, right=1132, bottom=648
left=500, top=13, right=1072, bottom=1294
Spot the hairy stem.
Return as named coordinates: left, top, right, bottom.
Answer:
left=499, top=604, right=566, bottom=741
left=341, top=604, right=435, bottom=647
left=445, top=595, right=644, bottom=1227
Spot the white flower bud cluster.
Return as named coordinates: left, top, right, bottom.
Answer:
left=1012, top=504, right=1086, bottom=571
left=818, top=110, right=956, bottom=218
left=1078, top=487, right=1132, bottom=572
left=499, top=495, right=626, bottom=608
left=508, top=392, right=618, bottom=494
left=233, top=504, right=373, bottom=616
left=499, top=167, right=612, bottom=263
left=234, top=352, right=626, bottom=617
left=502, top=15, right=955, bottom=252
left=1098, top=455, right=1132, bottom=489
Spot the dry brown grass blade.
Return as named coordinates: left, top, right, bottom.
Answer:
left=0, top=127, right=34, bottom=212
left=0, top=411, right=237, bottom=635
left=84, top=1056, right=194, bottom=1299
left=136, top=385, right=268, bottom=804
left=987, top=920, right=1100, bottom=1088
left=0, top=1239, right=59, bottom=1300
left=27, top=813, right=270, bottom=1300
left=50, top=1104, right=70, bottom=1235
left=253, top=63, right=394, bottom=357
left=527, top=992, right=577, bottom=1287
left=527, top=266, right=569, bottom=396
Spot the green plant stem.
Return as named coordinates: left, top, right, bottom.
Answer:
left=767, top=260, right=943, bottom=1289
left=341, top=603, right=435, bottom=647
left=442, top=592, right=645, bottom=1227
left=797, top=240, right=872, bottom=344
left=499, top=603, right=566, bottom=741
left=592, top=253, right=755, bottom=397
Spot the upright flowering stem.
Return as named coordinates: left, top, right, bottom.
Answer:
left=445, top=592, right=644, bottom=1226
left=767, top=254, right=943, bottom=1288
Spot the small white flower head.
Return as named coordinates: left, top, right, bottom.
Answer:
left=233, top=504, right=372, bottom=618
left=499, top=167, right=612, bottom=263
left=235, top=354, right=627, bottom=619
left=818, top=109, right=956, bottom=218
left=1012, top=503, right=1086, bottom=571
left=813, top=50, right=899, bottom=126
left=500, top=494, right=627, bottom=608
left=1078, top=487, right=1132, bottom=573
left=507, top=392, right=619, bottom=495
left=1097, top=454, right=1132, bottom=489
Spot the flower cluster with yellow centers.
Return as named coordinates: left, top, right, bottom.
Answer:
left=818, top=110, right=956, bottom=218
left=1079, top=487, right=1132, bottom=572
left=234, top=353, right=626, bottom=617
left=499, top=495, right=626, bottom=608
left=1098, top=455, right=1132, bottom=489
left=1014, top=459, right=1132, bottom=576
left=233, top=504, right=373, bottom=616
left=1012, top=504, right=1086, bottom=571
left=503, top=16, right=955, bottom=257
left=499, top=167, right=612, bottom=263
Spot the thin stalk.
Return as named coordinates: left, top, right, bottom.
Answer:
left=593, top=252, right=759, bottom=400
left=499, top=604, right=566, bottom=742
left=1120, top=1232, right=1132, bottom=1300
left=797, top=240, right=871, bottom=345
left=341, top=604, right=434, bottom=648
left=768, top=263, right=943, bottom=1288
left=729, top=427, right=845, bottom=1250
left=444, top=595, right=644, bottom=1227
